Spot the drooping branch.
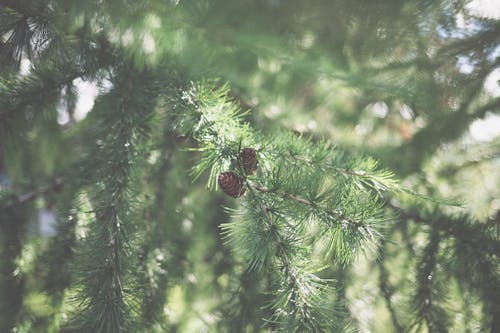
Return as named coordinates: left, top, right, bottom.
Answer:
left=412, top=229, right=449, bottom=333
left=389, top=203, right=500, bottom=257
left=71, top=64, right=161, bottom=332
left=377, top=239, right=405, bottom=333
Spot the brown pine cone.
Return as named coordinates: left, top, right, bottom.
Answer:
left=239, top=147, right=257, bottom=174
left=218, top=171, right=245, bottom=198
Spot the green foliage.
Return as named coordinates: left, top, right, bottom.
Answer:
left=69, top=65, right=161, bottom=332
left=1, top=0, right=499, bottom=332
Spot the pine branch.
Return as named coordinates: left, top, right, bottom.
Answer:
left=412, top=230, right=449, bottom=333
left=390, top=203, right=500, bottom=257
left=138, top=132, right=189, bottom=329
left=391, top=203, right=499, bottom=331
left=251, top=184, right=375, bottom=229
left=37, top=184, right=80, bottom=331
left=0, top=15, right=114, bottom=137
left=217, top=267, right=266, bottom=331
left=0, top=63, right=84, bottom=120
left=71, top=64, right=161, bottom=333
left=0, top=2, right=60, bottom=68
left=0, top=191, right=30, bottom=332
left=436, top=20, right=500, bottom=61
left=229, top=190, right=336, bottom=332
left=377, top=239, right=405, bottom=333
left=176, top=81, right=395, bottom=330
left=448, top=223, right=500, bottom=332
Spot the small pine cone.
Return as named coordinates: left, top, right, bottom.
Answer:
left=240, top=147, right=257, bottom=174
left=218, top=171, right=245, bottom=198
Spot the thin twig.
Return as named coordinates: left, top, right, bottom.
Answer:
left=250, top=184, right=359, bottom=227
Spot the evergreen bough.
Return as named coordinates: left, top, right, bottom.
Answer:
left=171, top=82, right=399, bottom=331
left=0, top=1, right=499, bottom=332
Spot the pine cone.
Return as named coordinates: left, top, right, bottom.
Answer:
left=240, top=147, right=257, bottom=174
left=218, top=171, right=245, bottom=198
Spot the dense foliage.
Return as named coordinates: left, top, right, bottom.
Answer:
left=0, top=0, right=499, bottom=332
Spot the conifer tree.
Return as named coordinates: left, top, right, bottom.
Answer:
left=1, top=1, right=499, bottom=332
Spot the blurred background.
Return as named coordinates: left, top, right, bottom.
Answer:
left=0, top=0, right=499, bottom=332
